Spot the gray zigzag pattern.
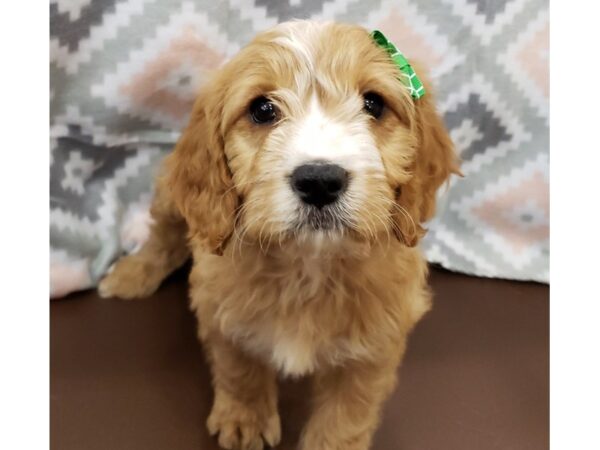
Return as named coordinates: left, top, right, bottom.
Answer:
left=413, top=0, right=548, bottom=280
left=50, top=0, right=120, bottom=52
left=256, top=0, right=331, bottom=21
left=50, top=0, right=549, bottom=294
left=444, top=94, right=511, bottom=161
left=50, top=138, right=135, bottom=221
left=51, top=142, right=168, bottom=280
left=469, top=0, right=511, bottom=24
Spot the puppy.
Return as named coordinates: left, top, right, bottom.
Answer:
left=100, top=20, right=459, bottom=450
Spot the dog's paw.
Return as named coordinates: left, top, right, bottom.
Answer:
left=207, top=393, right=281, bottom=450
left=98, top=255, right=163, bottom=300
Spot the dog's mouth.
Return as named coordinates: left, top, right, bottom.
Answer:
left=292, top=204, right=349, bottom=232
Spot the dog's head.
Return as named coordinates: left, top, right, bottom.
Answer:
left=166, top=21, right=460, bottom=254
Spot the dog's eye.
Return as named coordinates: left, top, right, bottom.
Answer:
left=249, top=96, right=278, bottom=124
left=363, top=92, right=385, bottom=119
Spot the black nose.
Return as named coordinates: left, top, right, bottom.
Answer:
left=290, top=163, right=349, bottom=208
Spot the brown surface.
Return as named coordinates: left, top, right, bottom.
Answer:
left=50, top=266, right=549, bottom=450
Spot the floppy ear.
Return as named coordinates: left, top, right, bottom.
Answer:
left=164, top=86, right=239, bottom=255
left=392, top=66, right=461, bottom=247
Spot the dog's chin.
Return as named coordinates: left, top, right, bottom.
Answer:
left=293, top=205, right=348, bottom=234
left=283, top=206, right=380, bottom=258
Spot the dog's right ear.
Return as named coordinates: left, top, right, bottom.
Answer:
left=165, top=85, right=239, bottom=255
left=391, top=62, right=461, bottom=247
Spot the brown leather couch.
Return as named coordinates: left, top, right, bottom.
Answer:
left=51, top=266, right=549, bottom=449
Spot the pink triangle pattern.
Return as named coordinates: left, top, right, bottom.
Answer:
left=515, top=20, right=549, bottom=98
left=375, top=8, right=443, bottom=73
left=120, top=26, right=225, bottom=123
left=472, top=171, right=548, bottom=254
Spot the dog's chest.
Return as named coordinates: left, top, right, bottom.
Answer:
left=228, top=315, right=369, bottom=377
left=243, top=324, right=319, bottom=376
left=197, top=251, right=391, bottom=377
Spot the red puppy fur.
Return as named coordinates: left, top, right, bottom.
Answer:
left=100, top=21, right=460, bottom=450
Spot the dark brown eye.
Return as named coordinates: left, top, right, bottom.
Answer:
left=363, top=92, right=385, bottom=119
left=249, top=96, right=278, bottom=124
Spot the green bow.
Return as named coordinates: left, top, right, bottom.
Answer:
left=371, top=30, right=425, bottom=99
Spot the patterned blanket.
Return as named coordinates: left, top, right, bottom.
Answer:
left=50, top=0, right=549, bottom=297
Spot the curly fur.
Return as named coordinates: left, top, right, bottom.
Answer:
left=99, top=20, right=460, bottom=450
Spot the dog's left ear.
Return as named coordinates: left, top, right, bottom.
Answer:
left=393, top=64, right=461, bottom=247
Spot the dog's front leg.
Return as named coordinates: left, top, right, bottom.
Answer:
left=98, top=174, right=190, bottom=299
left=204, top=333, right=281, bottom=450
left=300, top=359, right=400, bottom=450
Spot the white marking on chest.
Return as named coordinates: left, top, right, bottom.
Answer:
left=228, top=322, right=318, bottom=377
left=230, top=318, right=373, bottom=378
left=271, top=332, right=317, bottom=377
